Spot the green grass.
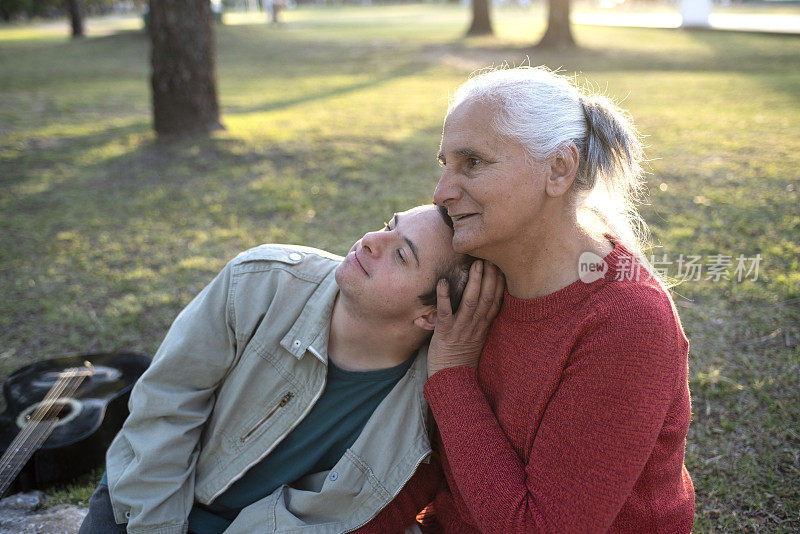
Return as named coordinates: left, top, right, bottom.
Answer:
left=1, top=5, right=799, bottom=532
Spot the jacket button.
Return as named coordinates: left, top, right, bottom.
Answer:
left=289, top=252, right=302, bottom=262
left=125, top=511, right=131, bottom=519
left=329, top=471, right=338, bottom=481
left=292, top=340, right=301, bottom=348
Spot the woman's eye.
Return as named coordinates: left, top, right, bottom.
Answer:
left=397, top=250, right=406, bottom=264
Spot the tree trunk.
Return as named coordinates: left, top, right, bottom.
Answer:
left=537, top=0, right=574, bottom=48
left=466, top=0, right=493, bottom=37
left=150, top=0, right=223, bottom=137
left=65, top=0, right=84, bottom=38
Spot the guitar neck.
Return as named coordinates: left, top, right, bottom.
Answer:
left=0, top=366, right=90, bottom=498
left=0, top=418, right=59, bottom=497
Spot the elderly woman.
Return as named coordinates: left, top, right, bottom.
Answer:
left=359, top=67, right=694, bottom=533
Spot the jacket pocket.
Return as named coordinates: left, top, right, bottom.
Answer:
left=240, top=391, right=294, bottom=443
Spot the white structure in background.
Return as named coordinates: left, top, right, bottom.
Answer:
left=680, top=0, right=711, bottom=28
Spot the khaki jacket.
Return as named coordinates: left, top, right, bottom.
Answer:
left=106, top=245, right=433, bottom=534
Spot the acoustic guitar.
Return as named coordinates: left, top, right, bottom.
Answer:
left=0, top=352, right=150, bottom=497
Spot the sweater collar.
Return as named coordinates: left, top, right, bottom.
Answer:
left=500, top=235, right=631, bottom=322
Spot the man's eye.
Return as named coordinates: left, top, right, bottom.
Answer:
left=467, top=157, right=480, bottom=167
left=397, top=250, right=406, bottom=264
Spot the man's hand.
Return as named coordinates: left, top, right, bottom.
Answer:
left=427, top=260, right=504, bottom=378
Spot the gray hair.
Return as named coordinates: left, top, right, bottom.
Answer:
left=447, top=66, right=654, bottom=275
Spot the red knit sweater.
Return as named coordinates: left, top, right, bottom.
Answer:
left=359, top=240, right=695, bottom=533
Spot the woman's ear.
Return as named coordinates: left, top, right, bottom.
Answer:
left=413, top=307, right=437, bottom=331
left=546, top=141, right=580, bottom=198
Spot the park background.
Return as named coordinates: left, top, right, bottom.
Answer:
left=1, top=0, right=798, bottom=531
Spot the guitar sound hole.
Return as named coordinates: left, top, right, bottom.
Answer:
left=15, top=398, right=83, bottom=430
left=40, top=400, right=73, bottom=421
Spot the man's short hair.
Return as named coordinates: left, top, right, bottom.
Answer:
left=417, top=205, right=475, bottom=312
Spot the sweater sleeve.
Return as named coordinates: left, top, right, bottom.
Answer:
left=423, top=300, right=687, bottom=533
left=353, top=450, right=444, bottom=534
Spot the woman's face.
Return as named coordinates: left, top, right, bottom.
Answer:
left=434, top=99, right=549, bottom=259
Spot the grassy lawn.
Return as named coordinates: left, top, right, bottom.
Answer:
left=1, top=4, right=798, bottom=532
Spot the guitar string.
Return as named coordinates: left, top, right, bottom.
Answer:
left=0, top=419, right=59, bottom=494
left=3, top=368, right=88, bottom=459
left=0, top=370, right=85, bottom=484
left=0, top=420, right=57, bottom=481
left=0, top=371, right=78, bottom=492
left=0, top=370, right=88, bottom=492
left=0, top=368, right=92, bottom=493
left=29, top=368, right=91, bottom=424
left=9, top=369, right=89, bottom=455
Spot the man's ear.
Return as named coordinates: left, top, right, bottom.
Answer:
left=546, top=141, right=580, bottom=198
left=413, top=307, right=437, bottom=331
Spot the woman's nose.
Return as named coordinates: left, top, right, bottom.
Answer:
left=433, top=169, right=462, bottom=207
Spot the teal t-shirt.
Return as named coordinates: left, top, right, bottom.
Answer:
left=187, top=355, right=414, bottom=534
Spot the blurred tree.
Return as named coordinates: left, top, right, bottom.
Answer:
left=0, top=0, right=21, bottom=21
left=538, top=0, right=574, bottom=48
left=0, top=0, right=57, bottom=21
left=65, top=0, right=84, bottom=37
left=466, top=0, right=493, bottom=36
left=149, top=0, right=223, bottom=137
left=0, top=0, right=116, bottom=25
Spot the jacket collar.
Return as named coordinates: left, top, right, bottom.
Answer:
left=280, top=268, right=339, bottom=363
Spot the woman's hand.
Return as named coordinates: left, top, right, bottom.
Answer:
left=427, top=260, right=505, bottom=378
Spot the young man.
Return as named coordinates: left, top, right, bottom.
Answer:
left=79, top=205, right=472, bottom=534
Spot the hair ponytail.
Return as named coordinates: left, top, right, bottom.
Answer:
left=576, top=94, right=644, bottom=196
left=574, top=94, right=651, bottom=269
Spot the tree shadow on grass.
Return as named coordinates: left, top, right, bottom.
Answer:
left=6, top=113, right=447, bottom=254
left=222, top=59, right=427, bottom=115
left=3, top=46, right=425, bottom=196
left=1, top=121, right=150, bottom=186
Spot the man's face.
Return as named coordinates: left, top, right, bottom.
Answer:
left=335, top=205, right=458, bottom=320
left=434, top=99, right=549, bottom=259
